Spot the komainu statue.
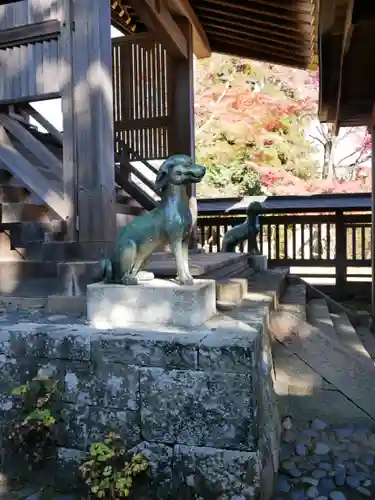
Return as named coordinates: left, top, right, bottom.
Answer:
left=221, top=201, right=262, bottom=254
left=99, top=154, right=206, bottom=285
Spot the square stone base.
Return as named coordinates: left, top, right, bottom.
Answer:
left=87, top=279, right=216, bottom=328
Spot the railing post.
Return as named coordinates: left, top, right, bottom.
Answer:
left=335, top=209, right=347, bottom=296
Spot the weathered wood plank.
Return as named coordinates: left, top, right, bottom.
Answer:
left=0, top=126, right=68, bottom=220
left=60, top=0, right=76, bottom=241
left=0, top=113, right=62, bottom=173
left=0, top=20, right=60, bottom=48
left=128, top=0, right=188, bottom=59
left=72, top=0, right=94, bottom=242
left=60, top=0, right=116, bottom=248
left=0, top=0, right=58, bottom=30
left=168, top=0, right=211, bottom=58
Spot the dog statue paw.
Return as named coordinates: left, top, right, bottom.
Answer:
left=177, top=274, right=194, bottom=286
left=98, top=154, right=206, bottom=286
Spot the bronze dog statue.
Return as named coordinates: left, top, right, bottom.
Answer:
left=221, top=201, right=263, bottom=254
left=100, top=154, right=206, bottom=285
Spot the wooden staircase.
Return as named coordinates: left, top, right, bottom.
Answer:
left=0, top=106, right=161, bottom=262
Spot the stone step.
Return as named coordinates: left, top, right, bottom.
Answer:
left=356, top=325, right=375, bottom=360
left=330, top=311, right=374, bottom=367
left=269, top=308, right=375, bottom=424
left=279, top=282, right=306, bottom=320
left=307, top=298, right=339, bottom=341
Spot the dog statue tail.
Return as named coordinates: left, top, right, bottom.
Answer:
left=98, top=257, right=113, bottom=283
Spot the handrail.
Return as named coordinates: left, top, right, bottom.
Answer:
left=197, top=200, right=372, bottom=292
left=197, top=193, right=372, bottom=214
left=116, top=140, right=159, bottom=175
left=115, top=140, right=158, bottom=194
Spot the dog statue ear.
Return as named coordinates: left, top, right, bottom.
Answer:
left=155, top=157, right=174, bottom=193
left=155, top=167, right=168, bottom=193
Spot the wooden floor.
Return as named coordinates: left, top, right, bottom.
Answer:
left=145, top=251, right=248, bottom=277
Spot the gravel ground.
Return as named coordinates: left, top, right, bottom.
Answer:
left=273, top=417, right=375, bottom=500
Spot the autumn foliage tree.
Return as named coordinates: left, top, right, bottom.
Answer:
left=194, top=56, right=372, bottom=197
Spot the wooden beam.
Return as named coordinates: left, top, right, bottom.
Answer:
left=210, top=39, right=307, bottom=69
left=60, top=0, right=77, bottom=241
left=167, top=0, right=211, bottom=58
left=19, top=104, right=62, bottom=144
left=204, top=22, right=310, bottom=53
left=196, top=5, right=306, bottom=34
left=60, top=0, right=117, bottom=249
left=206, top=29, right=310, bottom=59
left=168, top=19, right=197, bottom=247
left=199, top=0, right=313, bottom=24
left=0, top=20, right=60, bottom=49
left=0, top=127, right=68, bottom=220
left=0, top=113, right=62, bottom=173
left=198, top=12, right=308, bottom=44
left=128, top=0, right=188, bottom=59
left=334, top=0, right=355, bottom=133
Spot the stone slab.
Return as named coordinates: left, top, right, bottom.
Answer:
left=86, top=279, right=216, bottom=328
left=139, top=367, right=255, bottom=450
left=216, top=277, right=248, bottom=310
left=269, top=309, right=375, bottom=421
left=331, top=310, right=373, bottom=367
left=47, top=295, right=86, bottom=315
left=307, top=298, right=338, bottom=341
left=173, top=445, right=260, bottom=499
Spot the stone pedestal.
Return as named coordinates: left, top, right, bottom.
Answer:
left=216, top=278, right=248, bottom=310
left=87, top=279, right=216, bottom=328
left=252, top=254, right=268, bottom=271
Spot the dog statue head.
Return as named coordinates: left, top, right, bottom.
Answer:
left=155, top=154, right=206, bottom=194
left=246, top=201, right=262, bottom=216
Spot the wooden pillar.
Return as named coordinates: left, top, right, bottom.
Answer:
left=60, top=0, right=116, bottom=256
left=169, top=19, right=197, bottom=248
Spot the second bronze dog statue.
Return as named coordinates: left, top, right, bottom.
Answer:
left=100, top=154, right=206, bottom=285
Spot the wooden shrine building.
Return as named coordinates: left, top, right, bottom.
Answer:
left=0, top=0, right=316, bottom=263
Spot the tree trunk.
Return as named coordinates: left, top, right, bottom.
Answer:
left=322, top=140, right=333, bottom=179
left=322, top=126, right=337, bottom=180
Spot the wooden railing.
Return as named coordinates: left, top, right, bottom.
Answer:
left=197, top=194, right=372, bottom=289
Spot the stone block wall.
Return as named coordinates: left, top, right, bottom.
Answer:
left=0, top=316, right=280, bottom=499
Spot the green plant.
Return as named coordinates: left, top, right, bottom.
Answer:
left=9, top=373, right=59, bottom=465
left=79, top=433, right=149, bottom=499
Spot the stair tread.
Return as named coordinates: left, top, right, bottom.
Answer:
left=330, top=311, right=374, bottom=366
left=356, top=326, right=375, bottom=360
left=269, top=309, right=375, bottom=420
left=307, top=298, right=339, bottom=340
left=280, top=283, right=306, bottom=320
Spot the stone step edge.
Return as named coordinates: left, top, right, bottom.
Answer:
left=307, top=298, right=339, bottom=341
left=269, top=309, right=375, bottom=421
left=330, top=311, right=373, bottom=367
left=290, top=275, right=364, bottom=328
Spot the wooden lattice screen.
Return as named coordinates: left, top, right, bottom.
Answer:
left=112, top=35, right=174, bottom=161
